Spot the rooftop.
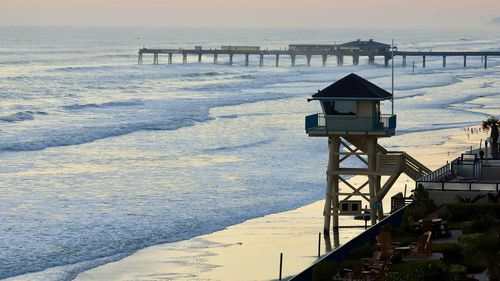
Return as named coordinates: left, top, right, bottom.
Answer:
left=311, top=73, right=393, bottom=100
left=337, top=39, right=391, bottom=49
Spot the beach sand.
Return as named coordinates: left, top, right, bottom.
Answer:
left=76, top=126, right=489, bottom=281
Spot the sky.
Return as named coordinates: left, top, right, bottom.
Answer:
left=1, top=0, right=499, bottom=29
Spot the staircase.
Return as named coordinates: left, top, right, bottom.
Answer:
left=344, top=135, right=431, bottom=180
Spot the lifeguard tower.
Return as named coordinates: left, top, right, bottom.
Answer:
left=305, top=73, right=431, bottom=234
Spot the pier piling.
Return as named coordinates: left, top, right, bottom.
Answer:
left=275, top=54, right=279, bottom=67
left=484, top=56, right=488, bottom=69
left=463, top=56, right=467, bottom=67
left=138, top=52, right=143, bottom=65
left=259, top=54, right=264, bottom=67
left=229, top=54, right=233, bottom=66
left=245, top=54, right=249, bottom=66
left=384, top=55, right=390, bottom=67
left=368, top=55, right=375, bottom=65
left=336, top=55, right=343, bottom=66
left=153, top=53, right=159, bottom=65
left=168, top=53, right=172, bottom=64
left=306, top=54, right=312, bottom=67
left=422, top=56, right=426, bottom=68
left=443, top=56, right=446, bottom=68
left=402, top=55, right=406, bottom=67
left=198, top=53, right=202, bottom=63
left=290, top=54, right=296, bottom=66
left=213, top=54, right=218, bottom=64
left=322, top=55, right=328, bottom=67
left=182, top=53, right=187, bottom=64
left=353, top=55, right=360, bottom=66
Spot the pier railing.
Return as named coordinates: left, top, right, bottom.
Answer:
left=138, top=45, right=500, bottom=68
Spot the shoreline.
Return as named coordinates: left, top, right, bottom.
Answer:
left=76, top=125, right=489, bottom=281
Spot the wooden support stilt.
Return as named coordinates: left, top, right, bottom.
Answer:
left=229, top=53, right=233, bottom=65
left=422, top=56, right=426, bottom=68
left=198, top=53, right=202, bottom=63
left=442, top=56, right=446, bottom=68
left=463, top=56, right=467, bottom=68
left=306, top=54, right=312, bottom=67
left=322, top=55, right=327, bottom=67
left=245, top=54, right=249, bottom=66
left=213, top=54, right=218, bottom=64
left=276, top=54, right=279, bottom=67
left=182, top=53, right=187, bottom=64
left=402, top=56, right=406, bottom=67
left=259, top=54, right=264, bottom=67
left=367, top=137, right=378, bottom=225
left=290, top=54, right=296, bottom=66
left=168, top=53, right=172, bottom=64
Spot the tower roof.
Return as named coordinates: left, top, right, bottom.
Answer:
left=311, top=73, right=392, bottom=100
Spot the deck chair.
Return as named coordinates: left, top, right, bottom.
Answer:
left=376, top=232, right=393, bottom=254
left=410, top=231, right=432, bottom=257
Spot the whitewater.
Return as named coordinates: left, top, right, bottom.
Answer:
left=0, top=27, right=499, bottom=280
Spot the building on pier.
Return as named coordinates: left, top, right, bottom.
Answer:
left=337, top=39, right=391, bottom=55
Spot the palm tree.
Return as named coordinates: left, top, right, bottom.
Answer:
left=482, top=116, right=499, bottom=158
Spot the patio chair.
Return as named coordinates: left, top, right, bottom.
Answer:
left=409, top=231, right=432, bottom=257
left=376, top=232, right=394, bottom=254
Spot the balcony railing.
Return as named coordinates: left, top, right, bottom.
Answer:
left=305, top=113, right=396, bottom=134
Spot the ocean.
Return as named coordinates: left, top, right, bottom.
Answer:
left=0, top=27, right=499, bottom=280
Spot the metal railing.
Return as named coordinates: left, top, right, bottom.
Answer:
left=419, top=181, right=500, bottom=192
left=419, top=162, right=451, bottom=182
left=305, top=113, right=397, bottom=132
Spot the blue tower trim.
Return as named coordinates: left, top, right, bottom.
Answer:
left=305, top=114, right=320, bottom=131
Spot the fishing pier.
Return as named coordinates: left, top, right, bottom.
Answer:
left=138, top=39, right=500, bottom=69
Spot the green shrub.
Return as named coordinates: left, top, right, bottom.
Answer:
left=386, top=260, right=447, bottom=281
left=462, top=215, right=494, bottom=234
left=447, top=203, right=500, bottom=222
left=348, top=242, right=373, bottom=260
left=312, top=260, right=338, bottom=281
left=459, top=231, right=500, bottom=272
left=447, top=264, right=468, bottom=281
left=405, top=184, right=436, bottom=222
left=386, top=261, right=468, bottom=281
left=431, top=243, right=462, bottom=264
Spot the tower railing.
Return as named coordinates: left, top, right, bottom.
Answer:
left=305, top=113, right=397, bottom=132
